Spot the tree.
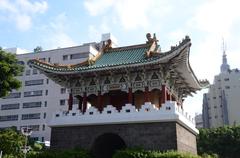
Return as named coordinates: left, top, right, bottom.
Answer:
left=0, top=128, right=25, bottom=157
left=33, top=46, right=42, bottom=53
left=0, top=48, right=23, bottom=97
left=197, top=126, right=240, bottom=158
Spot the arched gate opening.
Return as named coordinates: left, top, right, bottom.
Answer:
left=91, top=133, right=126, bottom=158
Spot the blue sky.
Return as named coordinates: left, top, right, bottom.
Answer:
left=1, top=0, right=240, bottom=115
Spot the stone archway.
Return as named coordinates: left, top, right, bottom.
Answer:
left=91, top=133, right=126, bottom=158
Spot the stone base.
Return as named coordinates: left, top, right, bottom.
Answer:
left=51, top=121, right=197, bottom=154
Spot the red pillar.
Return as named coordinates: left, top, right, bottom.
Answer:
left=97, top=91, right=103, bottom=111
left=161, top=85, right=167, bottom=104
left=128, top=88, right=133, bottom=104
left=82, top=92, right=87, bottom=113
left=144, top=86, right=150, bottom=102
left=68, top=93, right=73, bottom=111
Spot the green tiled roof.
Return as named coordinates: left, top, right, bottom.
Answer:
left=28, top=44, right=162, bottom=73
left=92, top=45, right=159, bottom=68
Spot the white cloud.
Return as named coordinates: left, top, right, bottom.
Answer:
left=88, top=17, right=111, bottom=41
left=189, top=0, right=240, bottom=37
left=41, top=13, right=77, bottom=49
left=84, top=0, right=172, bottom=30
left=47, top=33, right=77, bottom=49
left=15, top=14, right=31, bottom=31
left=0, top=0, right=48, bottom=31
left=84, top=0, right=113, bottom=16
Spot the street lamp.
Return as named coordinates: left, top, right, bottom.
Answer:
left=21, top=127, right=32, bottom=158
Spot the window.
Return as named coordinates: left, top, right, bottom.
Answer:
left=24, top=90, right=42, bottom=97
left=63, top=55, right=68, bottom=60
left=39, top=58, right=45, bottom=61
left=0, top=115, right=18, bottom=122
left=3, top=92, right=21, bottom=99
left=46, top=79, right=49, bottom=84
left=20, top=125, right=40, bottom=131
left=45, top=90, right=48, bottom=96
left=224, top=78, right=229, bottom=81
left=60, top=99, right=65, bottom=106
left=44, top=101, right=47, bottom=107
left=22, top=113, right=41, bottom=120
left=17, top=61, right=25, bottom=65
left=26, top=70, right=31, bottom=76
left=213, top=97, right=216, bottom=99
left=32, top=69, right=38, bottom=75
left=41, top=137, right=44, bottom=142
left=43, top=113, right=46, bottom=119
left=1, top=103, right=20, bottom=110
left=60, top=88, right=66, bottom=94
left=42, top=124, right=45, bottom=131
left=214, top=106, right=217, bottom=109
left=30, top=137, right=39, bottom=141
left=48, top=57, right=51, bottom=62
left=25, top=79, right=44, bottom=86
left=70, top=53, right=89, bottom=60
left=225, top=86, right=230, bottom=89
left=23, top=102, right=41, bottom=108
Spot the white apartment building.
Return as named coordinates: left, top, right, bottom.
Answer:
left=202, top=49, right=240, bottom=128
left=0, top=33, right=114, bottom=142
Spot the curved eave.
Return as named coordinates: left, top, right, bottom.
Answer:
left=28, top=37, right=204, bottom=92
left=172, top=44, right=203, bottom=90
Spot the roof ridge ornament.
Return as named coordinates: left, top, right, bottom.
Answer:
left=198, top=79, right=210, bottom=88
left=145, top=33, right=159, bottom=57
left=102, top=39, right=112, bottom=52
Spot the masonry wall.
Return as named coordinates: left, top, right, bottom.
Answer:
left=51, top=121, right=197, bottom=154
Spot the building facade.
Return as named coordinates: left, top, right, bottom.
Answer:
left=202, top=49, right=240, bottom=128
left=195, top=114, right=203, bottom=129
left=0, top=34, right=113, bottom=142
left=28, top=33, right=208, bottom=156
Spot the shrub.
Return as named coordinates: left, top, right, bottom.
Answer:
left=27, top=148, right=92, bottom=158
left=113, top=149, right=216, bottom=158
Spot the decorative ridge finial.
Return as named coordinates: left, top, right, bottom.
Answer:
left=145, top=33, right=159, bottom=57
left=146, top=33, right=158, bottom=44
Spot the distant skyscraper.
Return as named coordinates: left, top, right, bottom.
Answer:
left=202, top=46, right=240, bottom=128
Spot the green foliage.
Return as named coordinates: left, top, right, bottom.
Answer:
left=2, top=154, right=16, bottom=158
left=113, top=148, right=215, bottom=158
left=27, top=149, right=92, bottom=158
left=0, top=48, right=24, bottom=97
left=0, top=128, right=25, bottom=157
left=33, top=46, right=42, bottom=53
left=197, top=126, right=240, bottom=158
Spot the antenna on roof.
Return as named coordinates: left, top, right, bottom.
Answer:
left=222, top=38, right=227, bottom=55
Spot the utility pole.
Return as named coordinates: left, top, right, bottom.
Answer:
left=21, top=127, right=32, bottom=158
